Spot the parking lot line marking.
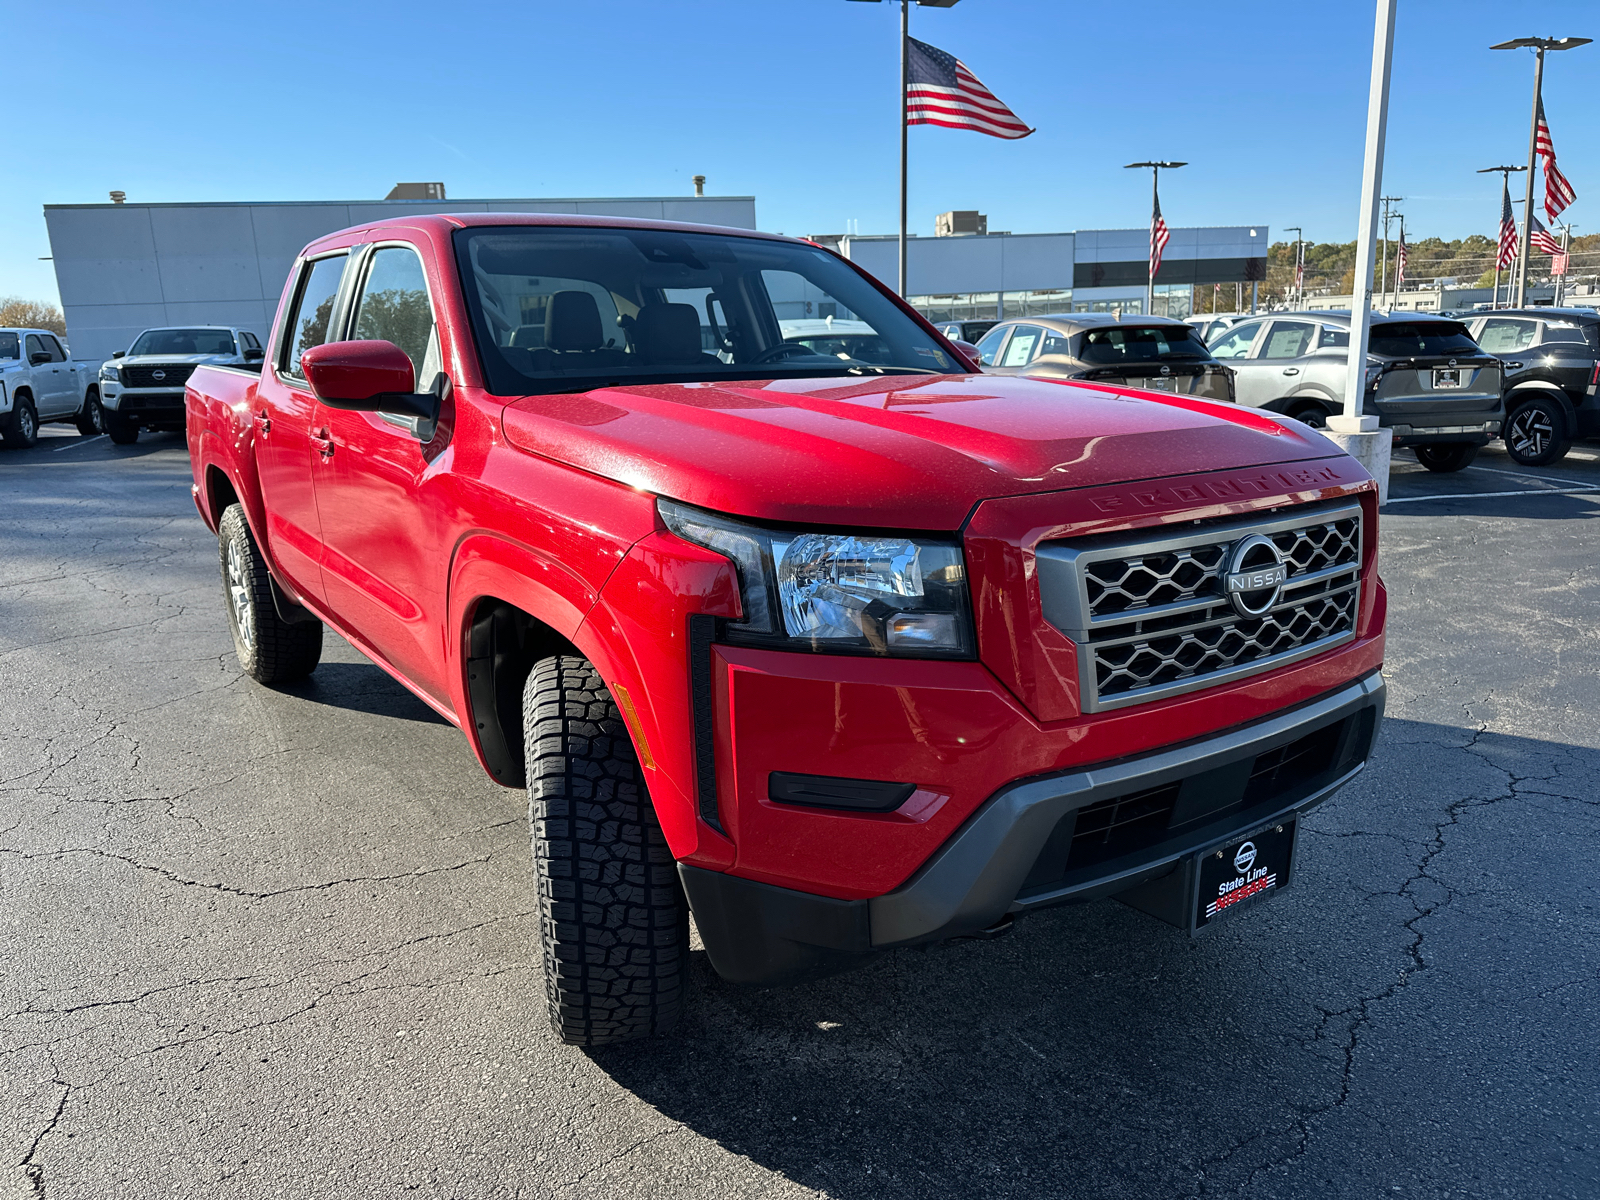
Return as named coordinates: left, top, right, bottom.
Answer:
left=1385, top=487, right=1600, bottom=505
left=1467, top=463, right=1600, bottom=489
left=51, top=436, right=106, bottom=452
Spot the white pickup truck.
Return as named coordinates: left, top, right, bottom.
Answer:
left=99, top=325, right=264, bottom=445
left=0, top=328, right=104, bottom=448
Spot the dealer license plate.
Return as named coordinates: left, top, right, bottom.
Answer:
left=1141, top=375, right=1179, bottom=392
left=1194, top=821, right=1296, bottom=930
left=1432, top=368, right=1461, bottom=389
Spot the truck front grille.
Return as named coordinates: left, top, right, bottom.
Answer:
left=1035, top=501, right=1363, bottom=712
left=122, top=364, right=198, bottom=389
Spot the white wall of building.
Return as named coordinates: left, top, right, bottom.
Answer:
left=839, top=232, right=1076, bottom=296
left=44, top=196, right=758, bottom=363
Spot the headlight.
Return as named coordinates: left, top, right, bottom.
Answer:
left=659, top=500, right=973, bottom=657
left=100, top=364, right=121, bottom=383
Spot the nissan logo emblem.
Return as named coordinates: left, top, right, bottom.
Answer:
left=152, top=369, right=166, bottom=381
left=1233, top=841, right=1258, bottom=873
left=1223, top=535, right=1288, bottom=619
left=1159, top=364, right=1171, bottom=376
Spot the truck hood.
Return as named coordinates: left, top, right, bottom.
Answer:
left=501, top=374, right=1349, bottom=529
left=114, top=353, right=236, bottom=368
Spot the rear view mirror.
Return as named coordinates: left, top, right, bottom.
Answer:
left=300, top=339, right=441, bottom=434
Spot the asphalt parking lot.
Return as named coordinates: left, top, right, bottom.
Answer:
left=3, top=429, right=1597, bottom=1200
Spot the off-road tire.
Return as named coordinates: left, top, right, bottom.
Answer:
left=1414, top=442, right=1479, bottom=473
left=524, top=655, right=688, bottom=1047
left=1, top=396, right=39, bottom=449
left=75, top=389, right=106, bottom=437
left=105, top=410, right=139, bottom=445
left=218, top=504, right=322, bottom=684
left=1503, top=393, right=1573, bottom=467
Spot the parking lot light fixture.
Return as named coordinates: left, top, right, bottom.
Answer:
left=1492, top=36, right=1591, bottom=307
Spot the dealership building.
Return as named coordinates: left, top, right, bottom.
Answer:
left=43, top=189, right=1268, bottom=363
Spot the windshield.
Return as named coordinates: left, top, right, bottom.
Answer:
left=1078, top=324, right=1211, bottom=364
left=129, top=328, right=237, bottom=356
left=1367, top=321, right=1478, bottom=358
left=454, top=226, right=959, bottom=395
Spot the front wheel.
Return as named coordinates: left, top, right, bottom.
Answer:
left=1414, top=442, right=1479, bottom=473
left=1503, top=394, right=1572, bottom=467
left=525, top=656, right=688, bottom=1047
left=1, top=397, right=39, bottom=449
left=104, top=410, right=140, bottom=445
left=218, top=504, right=322, bottom=684
left=75, top=389, right=106, bottom=437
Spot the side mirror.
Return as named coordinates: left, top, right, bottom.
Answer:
left=301, top=340, right=441, bottom=432
left=30, top=351, right=52, bottom=366
left=243, top=347, right=264, bottom=361
left=112, top=350, right=126, bottom=358
left=951, top=339, right=982, bottom=369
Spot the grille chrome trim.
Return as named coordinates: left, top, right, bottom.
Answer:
left=1036, top=501, right=1363, bottom=712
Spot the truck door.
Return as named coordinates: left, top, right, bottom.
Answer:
left=253, top=253, right=349, bottom=603
left=25, top=334, right=72, bottom=417
left=310, top=243, right=453, bottom=709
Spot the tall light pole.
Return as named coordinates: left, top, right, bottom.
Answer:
left=1491, top=36, right=1591, bottom=307
left=847, top=0, right=962, bottom=296
left=1285, top=226, right=1303, bottom=307
left=1476, top=164, right=1525, bottom=310
left=1124, top=161, right=1186, bottom=314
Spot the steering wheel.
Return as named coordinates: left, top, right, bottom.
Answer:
left=749, top=341, right=822, bottom=365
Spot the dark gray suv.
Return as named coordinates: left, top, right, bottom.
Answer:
left=1208, top=311, right=1503, bottom=472
left=1457, top=308, right=1600, bottom=466
left=974, top=314, right=1234, bottom=402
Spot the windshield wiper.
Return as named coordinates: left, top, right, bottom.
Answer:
left=842, top=364, right=942, bottom=376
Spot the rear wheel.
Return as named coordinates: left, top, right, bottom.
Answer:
left=218, top=504, right=322, bottom=684
left=1, top=396, right=39, bottom=449
left=105, top=410, right=139, bottom=445
left=1415, top=442, right=1479, bottom=473
left=1503, top=394, right=1572, bottom=467
left=1286, top=401, right=1331, bottom=430
left=75, top=389, right=106, bottom=436
left=525, top=655, right=688, bottom=1047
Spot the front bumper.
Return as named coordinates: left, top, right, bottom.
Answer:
left=681, top=671, right=1385, bottom=985
left=101, top=385, right=186, bottom=421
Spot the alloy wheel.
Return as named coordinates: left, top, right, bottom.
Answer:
left=1508, top=406, right=1553, bottom=458
left=19, top=405, right=36, bottom=441
left=226, top=538, right=254, bottom=652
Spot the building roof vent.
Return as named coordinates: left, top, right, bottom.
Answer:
left=936, top=210, right=986, bottom=237
left=109, top=190, right=126, bottom=204
left=385, top=182, right=447, bottom=201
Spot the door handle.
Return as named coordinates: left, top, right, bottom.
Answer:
left=1282, top=367, right=1300, bottom=376
left=253, top=410, right=271, bottom=434
left=311, top=429, right=335, bottom=458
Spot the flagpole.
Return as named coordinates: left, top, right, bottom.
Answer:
left=1515, top=48, right=1545, bottom=308
left=1148, top=166, right=1158, bottom=314
left=898, top=0, right=909, bottom=297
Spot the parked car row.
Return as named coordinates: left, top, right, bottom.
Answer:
left=968, top=307, right=1600, bottom=471
left=0, top=323, right=265, bottom=449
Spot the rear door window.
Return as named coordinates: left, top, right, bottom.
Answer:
left=1208, top=322, right=1262, bottom=359
left=973, top=324, right=1010, bottom=366
left=998, top=325, right=1044, bottom=367
left=282, top=255, right=348, bottom=379
left=1261, top=321, right=1316, bottom=359
left=1037, top=329, right=1072, bottom=358
left=1475, top=319, right=1537, bottom=353
left=0, top=332, right=18, bottom=360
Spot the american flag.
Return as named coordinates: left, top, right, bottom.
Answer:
left=1150, top=193, right=1171, bottom=280
left=1395, top=229, right=1407, bottom=286
left=906, top=38, right=1033, bottom=140
left=1497, top=178, right=1519, bottom=268
left=1535, top=98, right=1577, bottom=220
left=1530, top=215, right=1563, bottom=256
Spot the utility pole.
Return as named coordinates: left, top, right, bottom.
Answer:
left=1378, top=196, right=1401, bottom=307
left=1477, top=164, right=1526, bottom=311
left=1493, top=36, right=1591, bottom=307
left=1285, top=226, right=1303, bottom=308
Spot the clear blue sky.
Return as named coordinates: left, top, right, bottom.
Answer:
left=8, top=0, right=1595, bottom=306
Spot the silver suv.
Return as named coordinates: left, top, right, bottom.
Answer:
left=1208, top=311, right=1503, bottom=472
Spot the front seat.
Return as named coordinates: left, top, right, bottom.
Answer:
left=545, top=291, right=624, bottom=367
left=632, top=303, right=718, bottom=366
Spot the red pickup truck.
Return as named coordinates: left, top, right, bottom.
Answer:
left=186, top=214, right=1386, bottom=1046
